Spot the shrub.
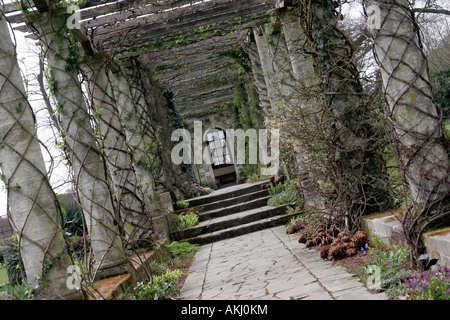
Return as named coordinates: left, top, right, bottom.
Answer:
left=0, top=281, right=32, bottom=300
left=186, top=183, right=213, bottom=198
left=69, top=233, right=90, bottom=258
left=61, top=202, right=84, bottom=237
left=1, top=240, right=25, bottom=286
left=430, top=68, right=450, bottom=119
left=287, top=215, right=302, bottom=228
left=268, top=181, right=287, bottom=195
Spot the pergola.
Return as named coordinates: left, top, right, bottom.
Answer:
left=3, top=0, right=280, bottom=115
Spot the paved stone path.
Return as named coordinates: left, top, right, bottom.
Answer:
left=181, top=225, right=387, bottom=300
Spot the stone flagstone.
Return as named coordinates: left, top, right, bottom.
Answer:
left=181, top=225, right=387, bottom=300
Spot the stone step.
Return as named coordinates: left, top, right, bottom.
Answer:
left=193, top=189, right=270, bottom=213
left=185, top=180, right=269, bottom=207
left=182, top=205, right=287, bottom=239
left=363, top=210, right=450, bottom=268
left=172, top=180, right=299, bottom=245
left=423, top=227, right=450, bottom=268
left=197, top=195, right=273, bottom=222
left=88, top=250, right=156, bottom=300
left=182, top=209, right=298, bottom=245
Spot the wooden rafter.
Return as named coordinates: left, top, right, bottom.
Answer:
left=3, top=0, right=277, bottom=114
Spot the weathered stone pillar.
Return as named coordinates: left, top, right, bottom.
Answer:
left=112, top=72, right=156, bottom=200
left=263, top=20, right=300, bottom=112
left=244, top=31, right=272, bottom=113
left=288, top=1, right=393, bottom=229
left=0, top=14, right=80, bottom=299
left=253, top=27, right=283, bottom=114
left=282, top=10, right=325, bottom=210
left=122, top=59, right=187, bottom=200
left=83, top=55, right=155, bottom=252
left=364, top=0, right=450, bottom=203
left=110, top=63, right=179, bottom=241
left=36, top=12, right=130, bottom=280
left=282, top=11, right=318, bottom=98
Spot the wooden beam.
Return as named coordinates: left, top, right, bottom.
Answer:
left=89, top=0, right=271, bottom=37
left=83, top=0, right=239, bottom=29
left=139, top=31, right=240, bottom=58
left=80, top=0, right=199, bottom=21
left=178, top=93, right=235, bottom=115
left=2, top=2, right=19, bottom=13
left=97, top=9, right=270, bottom=53
left=0, top=0, right=200, bottom=27
left=32, top=0, right=49, bottom=12
left=3, top=11, right=24, bottom=24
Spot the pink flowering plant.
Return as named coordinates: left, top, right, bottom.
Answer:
left=389, top=264, right=450, bottom=300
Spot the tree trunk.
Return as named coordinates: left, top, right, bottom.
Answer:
left=364, top=0, right=450, bottom=203
left=0, top=14, right=80, bottom=299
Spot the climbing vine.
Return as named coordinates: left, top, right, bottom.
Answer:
left=262, top=3, right=394, bottom=232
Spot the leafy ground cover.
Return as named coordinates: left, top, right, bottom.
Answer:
left=331, top=239, right=450, bottom=300
left=126, top=241, right=198, bottom=300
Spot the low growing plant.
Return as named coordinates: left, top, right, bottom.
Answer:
left=2, top=239, right=25, bottom=286
left=359, top=244, right=411, bottom=293
left=388, top=264, right=450, bottom=300
left=60, top=202, right=84, bottom=237
left=0, top=281, right=33, bottom=300
left=165, top=241, right=199, bottom=260
left=132, top=269, right=182, bottom=300
left=286, top=215, right=302, bottom=228
left=176, top=200, right=189, bottom=210
left=175, top=213, right=199, bottom=230
left=268, top=181, right=287, bottom=195
left=267, top=182, right=301, bottom=207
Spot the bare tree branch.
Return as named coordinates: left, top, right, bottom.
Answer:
left=412, top=8, right=450, bottom=15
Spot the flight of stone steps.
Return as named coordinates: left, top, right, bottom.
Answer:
left=173, top=180, right=299, bottom=245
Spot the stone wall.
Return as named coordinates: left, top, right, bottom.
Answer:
left=362, top=209, right=450, bottom=267
left=423, top=228, right=450, bottom=268
left=362, top=209, right=406, bottom=248
left=184, top=114, right=244, bottom=189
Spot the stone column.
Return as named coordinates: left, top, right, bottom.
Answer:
left=282, top=10, right=325, bottom=210
left=0, top=14, right=80, bottom=299
left=36, top=12, right=130, bottom=280
left=110, top=64, right=179, bottom=242
left=253, top=27, right=283, bottom=114
left=282, top=12, right=318, bottom=97
left=365, top=0, right=450, bottom=203
left=83, top=55, right=155, bottom=252
left=243, top=31, right=272, bottom=113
